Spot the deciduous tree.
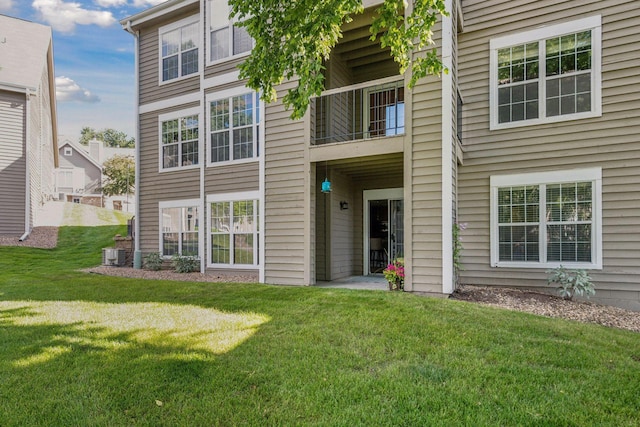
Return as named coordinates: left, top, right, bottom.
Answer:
left=230, top=0, right=448, bottom=119
left=101, top=155, right=135, bottom=197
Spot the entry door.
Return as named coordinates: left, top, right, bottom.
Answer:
left=364, top=189, right=404, bottom=275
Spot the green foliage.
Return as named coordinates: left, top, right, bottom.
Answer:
left=79, top=126, right=135, bottom=148
left=230, top=0, right=448, bottom=119
left=143, top=252, right=163, bottom=271
left=383, top=258, right=404, bottom=290
left=101, top=154, right=135, bottom=197
left=547, top=266, right=596, bottom=300
left=453, top=222, right=466, bottom=280
left=172, top=254, right=199, bottom=273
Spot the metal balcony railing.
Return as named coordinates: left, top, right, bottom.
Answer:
left=311, top=77, right=405, bottom=146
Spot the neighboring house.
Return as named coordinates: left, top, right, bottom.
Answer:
left=121, top=0, right=640, bottom=310
left=0, top=15, right=58, bottom=238
left=56, top=139, right=136, bottom=211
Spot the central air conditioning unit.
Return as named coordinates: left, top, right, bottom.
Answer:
left=102, top=248, right=126, bottom=266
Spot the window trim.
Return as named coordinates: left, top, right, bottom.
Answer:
left=206, top=191, right=261, bottom=269
left=63, top=146, right=72, bottom=156
left=206, top=87, right=261, bottom=166
left=206, top=0, right=253, bottom=66
left=158, top=107, right=201, bottom=173
left=158, top=15, right=200, bottom=85
left=489, top=15, right=602, bottom=130
left=490, top=168, right=602, bottom=269
left=158, top=199, right=202, bottom=259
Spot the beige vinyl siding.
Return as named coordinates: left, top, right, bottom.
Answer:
left=138, top=106, right=201, bottom=254
left=264, top=81, right=308, bottom=285
left=137, top=9, right=200, bottom=106
left=458, top=0, right=640, bottom=309
left=204, top=56, right=245, bottom=80
left=27, top=81, right=41, bottom=226
left=410, top=16, right=445, bottom=295
left=0, top=90, right=26, bottom=235
left=204, top=162, right=259, bottom=193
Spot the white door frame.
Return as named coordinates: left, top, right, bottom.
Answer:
left=363, top=188, right=403, bottom=275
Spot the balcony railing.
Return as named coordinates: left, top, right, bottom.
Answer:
left=311, top=77, right=405, bottom=146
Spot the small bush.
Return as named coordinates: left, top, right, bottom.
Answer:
left=143, top=252, right=163, bottom=271
left=547, top=266, right=595, bottom=300
left=172, top=254, right=199, bottom=273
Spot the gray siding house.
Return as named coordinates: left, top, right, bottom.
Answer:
left=0, top=15, right=58, bottom=237
left=122, top=0, right=640, bottom=310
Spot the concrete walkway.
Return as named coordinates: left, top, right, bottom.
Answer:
left=316, top=275, right=389, bottom=291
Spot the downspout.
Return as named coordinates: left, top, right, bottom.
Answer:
left=199, top=0, right=206, bottom=274
left=125, top=20, right=142, bottom=268
left=20, top=90, right=34, bottom=241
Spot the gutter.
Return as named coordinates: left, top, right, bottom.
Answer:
left=124, top=20, right=142, bottom=268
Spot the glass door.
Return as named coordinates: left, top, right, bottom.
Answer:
left=364, top=189, right=404, bottom=275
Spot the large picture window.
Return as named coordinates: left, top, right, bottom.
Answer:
left=490, top=16, right=601, bottom=129
left=158, top=108, right=200, bottom=171
left=159, top=202, right=200, bottom=258
left=209, top=92, right=260, bottom=164
left=490, top=168, right=602, bottom=269
left=208, top=0, right=252, bottom=63
left=209, top=198, right=259, bottom=267
left=160, top=17, right=199, bottom=83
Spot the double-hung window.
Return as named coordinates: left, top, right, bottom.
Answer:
left=159, top=108, right=200, bottom=171
left=208, top=0, right=252, bottom=63
left=209, top=91, right=260, bottom=164
left=159, top=200, right=200, bottom=258
left=490, top=16, right=601, bottom=129
left=159, top=16, right=199, bottom=83
left=208, top=194, right=260, bottom=267
left=490, top=168, right=602, bottom=269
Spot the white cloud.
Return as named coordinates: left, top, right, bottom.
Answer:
left=32, top=0, right=116, bottom=33
left=132, top=0, right=166, bottom=7
left=0, top=0, right=13, bottom=12
left=56, top=76, right=100, bottom=103
left=94, top=0, right=126, bottom=6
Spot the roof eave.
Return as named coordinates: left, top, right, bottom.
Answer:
left=119, top=0, right=199, bottom=29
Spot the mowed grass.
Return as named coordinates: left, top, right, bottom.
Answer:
left=0, top=227, right=639, bottom=426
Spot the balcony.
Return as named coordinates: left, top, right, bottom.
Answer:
left=311, top=77, right=405, bottom=146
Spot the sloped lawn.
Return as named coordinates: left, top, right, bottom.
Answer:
left=0, top=226, right=638, bottom=426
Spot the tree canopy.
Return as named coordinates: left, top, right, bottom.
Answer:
left=230, top=0, right=448, bottom=119
left=101, top=155, right=135, bottom=197
left=80, top=127, right=135, bottom=148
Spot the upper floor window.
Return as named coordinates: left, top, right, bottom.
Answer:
left=490, top=168, right=602, bottom=269
left=159, top=16, right=199, bottom=83
left=208, top=0, right=252, bottom=63
left=208, top=91, right=260, bottom=164
left=63, top=147, right=72, bottom=156
left=490, top=16, right=601, bottom=130
left=159, top=107, right=200, bottom=171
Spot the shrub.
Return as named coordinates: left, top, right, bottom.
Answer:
left=547, top=266, right=595, bottom=300
left=143, top=252, right=163, bottom=271
left=172, top=254, right=199, bottom=273
left=383, top=258, right=404, bottom=291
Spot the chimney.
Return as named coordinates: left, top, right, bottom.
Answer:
left=89, top=139, right=104, bottom=163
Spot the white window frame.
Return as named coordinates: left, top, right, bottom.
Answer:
left=63, top=147, right=72, bottom=156
left=158, top=107, right=201, bottom=172
left=490, top=168, right=602, bottom=269
left=489, top=15, right=602, bottom=130
left=158, top=15, right=200, bottom=85
left=207, top=191, right=261, bottom=269
left=206, top=87, right=261, bottom=166
left=207, top=0, right=253, bottom=66
left=158, top=199, right=202, bottom=259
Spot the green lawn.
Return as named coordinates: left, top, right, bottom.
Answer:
left=0, top=226, right=638, bottom=426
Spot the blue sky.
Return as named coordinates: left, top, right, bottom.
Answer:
left=1, top=0, right=166, bottom=142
